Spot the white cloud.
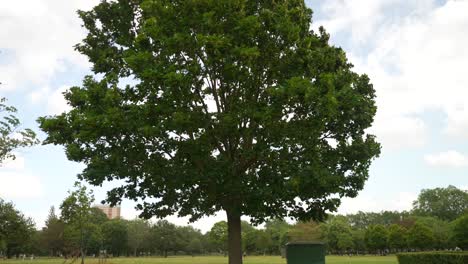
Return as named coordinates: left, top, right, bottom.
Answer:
left=369, top=115, right=427, bottom=151
left=46, top=86, right=72, bottom=115
left=29, top=85, right=72, bottom=115
left=0, top=171, right=44, bottom=199
left=0, top=0, right=95, bottom=91
left=315, top=0, right=437, bottom=47
left=314, top=0, right=468, bottom=148
left=29, top=86, right=51, bottom=104
left=424, top=150, right=468, bottom=168
left=0, top=152, right=44, bottom=200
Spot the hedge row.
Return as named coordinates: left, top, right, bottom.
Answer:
left=397, top=252, right=468, bottom=264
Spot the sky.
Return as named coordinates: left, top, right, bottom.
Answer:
left=1, top=0, right=467, bottom=233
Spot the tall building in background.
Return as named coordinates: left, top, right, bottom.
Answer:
left=95, top=204, right=121, bottom=219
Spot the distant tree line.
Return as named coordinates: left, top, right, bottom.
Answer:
left=1, top=185, right=467, bottom=258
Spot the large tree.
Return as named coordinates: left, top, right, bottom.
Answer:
left=0, top=97, right=38, bottom=164
left=38, top=1, right=380, bottom=263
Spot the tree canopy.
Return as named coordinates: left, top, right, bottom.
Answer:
left=412, top=185, right=468, bottom=221
left=0, top=97, right=38, bottom=164
left=0, top=199, right=35, bottom=257
left=60, top=183, right=96, bottom=264
left=38, top=1, right=380, bottom=263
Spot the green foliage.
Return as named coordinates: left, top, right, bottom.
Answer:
left=452, top=214, right=468, bottom=250
left=323, top=217, right=353, bottom=252
left=286, top=221, right=323, bottom=243
left=365, top=225, right=388, bottom=252
left=351, top=229, right=366, bottom=252
left=407, top=222, right=434, bottom=250
left=102, top=219, right=128, bottom=256
left=41, top=207, right=65, bottom=256
left=0, top=97, right=38, bottom=163
left=39, top=1, right=380, bottom=262
left=0, top=199, right=35, bottom=257
left=150, top=220, right=179, bottom=257
left=127, top=219, right=150, bottom=256
left=412, top=185, right=468, bottom=221
left=414, top=217, right=452, bottom=249
left=264, top=219, right=290, bottom=254
left=208, top=221, right=228, bottom=253
left=397, top=252, right=468, bottom=264
left=89, top=207, right=109, bottom=226
left=39, top=0, right=379, bottom=254
left=187, top=238, right=203, bottom=255
left=387, top=224, right=407, bottom=251
left=346, top=211, right=410, bottom=229
left=60, top=183, right=97, bottom=262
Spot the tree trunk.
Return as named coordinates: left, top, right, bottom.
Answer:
left=227, top=211, right=243, bottom=264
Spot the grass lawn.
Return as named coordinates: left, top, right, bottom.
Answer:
left=0, top=256, right=398, bottom=264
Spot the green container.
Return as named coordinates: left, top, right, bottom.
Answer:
left=286, top=242, right=325, bottom=264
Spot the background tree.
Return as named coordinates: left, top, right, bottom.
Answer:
left=351, top=229, right=366, bottom=254
left=253, top=230, right=272, bottom=256
left=264, top=219, right=290, bottom=255
left=102, top=219, right=128, bottom=256
left=0, top=199, right=35, bottom=257
left=323, top=217, right=353, bottom=254
left=39, top=1, right=380, bottom=263
left=387, top=224, right=407, bottom=252
left=407, top=222, right=434, bottom=251
left=0, top=97, right=38, bottom=164
left=127, top=219, right=150, bottom=256
left=412, top=185, right=468, bottom=221
left=175, top=226, right=204, bottom=255
left=150, top=220, right=177, bottom=258
left=208, top=221, right=228, bottom=255
left=187, top=238, right=203, bottom=256
left=452, top=213, right=468, bottom=250
left=346, top=211, right=410, bottom=229
left=365, top=225, right=388, bottom=254
left=41, top=206, right=65, bottom=256
left=60, top=183, right=95, bottom=264
left=414, top=217, right=452, bottom=250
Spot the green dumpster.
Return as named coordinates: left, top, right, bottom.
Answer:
left=286, top=242, right=325, bottom=264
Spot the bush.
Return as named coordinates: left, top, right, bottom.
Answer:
left=397, top=252, right=468, bottom=264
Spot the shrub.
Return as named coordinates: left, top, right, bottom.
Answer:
left=397, top=252, right=468, bottom=264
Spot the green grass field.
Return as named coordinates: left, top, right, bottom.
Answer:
left=0, top=256, right=398, bottom=264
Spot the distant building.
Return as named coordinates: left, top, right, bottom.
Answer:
left=95, top=205, right=121, bottom=219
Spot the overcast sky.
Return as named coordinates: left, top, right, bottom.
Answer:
left=1, top=0, right=467, bottom=233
